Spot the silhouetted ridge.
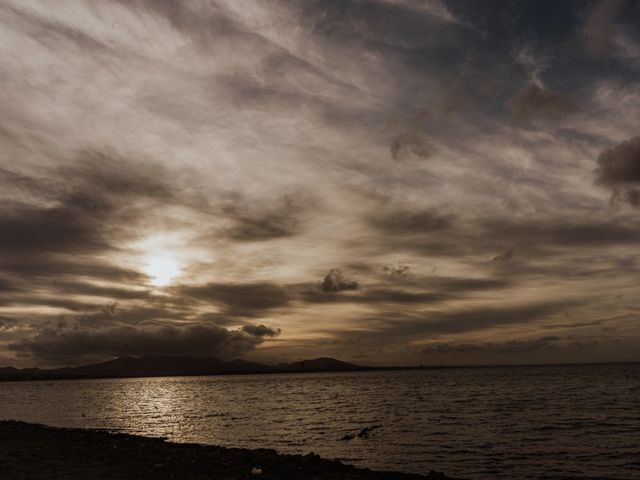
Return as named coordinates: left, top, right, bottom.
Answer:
left=0, top=356, right=362, bottom=381
left=282, top=357, right=361, bottom=372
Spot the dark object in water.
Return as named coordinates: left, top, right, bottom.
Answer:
left=340, top=425, right=383, bottom=440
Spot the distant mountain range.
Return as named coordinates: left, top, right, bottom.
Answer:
left=0, top=356, right=364, bottom=381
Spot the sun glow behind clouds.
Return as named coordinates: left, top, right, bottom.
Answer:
left=144, top=255, right=181, bottom=287
left=134, top=234, right=187, bottom=287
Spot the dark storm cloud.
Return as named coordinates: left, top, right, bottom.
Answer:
left=582, top=0, right=623, bottom=56
left=9, top=323, right=266, bottom=363
left=507, top=84, right=577, bottom=123
left=179, top=282, right=291, bottom=317
left=422, top=335, right=560, bottom=355
left=595, top=137, right=640, bottom=206
left=320, top=269, right=359, bottom=293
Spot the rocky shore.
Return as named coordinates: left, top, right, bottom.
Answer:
left=0, top=421, right=456, bottom=480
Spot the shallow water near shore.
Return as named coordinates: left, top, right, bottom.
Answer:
left=1, top=363, right=639, bottom=479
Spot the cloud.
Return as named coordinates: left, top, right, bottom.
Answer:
left=356, top=301, right=572, bottom=343
left=39, top=280, right=150, bottom=302
left=507, top=83, right=577, bottom=123
left=241, top=324, right=281, bottom=337
left=490, top=249, right=515, bottom=264
left=300, top=286, right=448, bottom=305
left=582, top=0, right=623, bottom=57
left=498, top=335, right=560, bottom=353
left=375, top=0, right=462, bottom=25
left=383, top=263, right=411, bottom=279
left=390, top=130, right=431, bottom=161
left=320, top=269, right=359, bottom=293
left=0, top=250, right=144, bottom=278
left=594, top=136, right=640, bottom=206
left=2, top=0, right=640, bottom=367
left=222, top=196, right=306, bottom=241
left=370, top=208, right=453, bottom=235
left=421, top=342, right=485, bottom=354
left=422, top=335, right=560, bottom=355
left=0, top=317, right=17, bottom=331
left=0, top=149, right=174, bottom=256
left=179, top=282, right=291, bottom=316
left=9, top=323, right=267, bottom=364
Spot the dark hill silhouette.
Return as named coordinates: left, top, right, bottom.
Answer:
left=0, top=356, right=363, bottom=381
left=281, top=357, right=361, bottom=372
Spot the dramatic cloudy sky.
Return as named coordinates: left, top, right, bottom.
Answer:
left=1, top=0, right=640, bottom=367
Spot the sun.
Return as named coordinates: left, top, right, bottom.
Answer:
left=144, top=255, right=181, bottom=287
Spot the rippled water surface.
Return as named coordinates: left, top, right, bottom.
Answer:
left=1, top=364, right=639, bottom=479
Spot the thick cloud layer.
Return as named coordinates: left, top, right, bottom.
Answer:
left=1, top=0, right=640, bottom=367
left=10, top=323, right=268, bottom=364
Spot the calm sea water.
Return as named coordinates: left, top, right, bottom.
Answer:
left=1, top=364, right=639, bottom=479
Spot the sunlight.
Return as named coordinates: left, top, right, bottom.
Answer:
left=144, top=255, right=181, bottom=287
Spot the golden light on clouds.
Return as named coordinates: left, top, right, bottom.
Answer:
left=2, top=0, right=640, bottom=368
left=144, top=255, right=181, bottom=287
left=135, top=234, right=187, bottom=287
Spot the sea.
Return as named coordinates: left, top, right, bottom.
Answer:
left=1, top=363, right=639, bottom=479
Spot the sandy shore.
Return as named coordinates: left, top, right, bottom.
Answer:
left=0, top=421, right=456, bottom=479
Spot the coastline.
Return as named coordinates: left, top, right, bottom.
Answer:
left=2, top=359, right=637, bottom=383
left=0, top=421, right=456, bottom=480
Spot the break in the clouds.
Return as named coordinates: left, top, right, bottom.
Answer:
left=1, top=0, right=639, bottom=367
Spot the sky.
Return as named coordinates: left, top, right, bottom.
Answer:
left=1, top=0, right=640, bottom=368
